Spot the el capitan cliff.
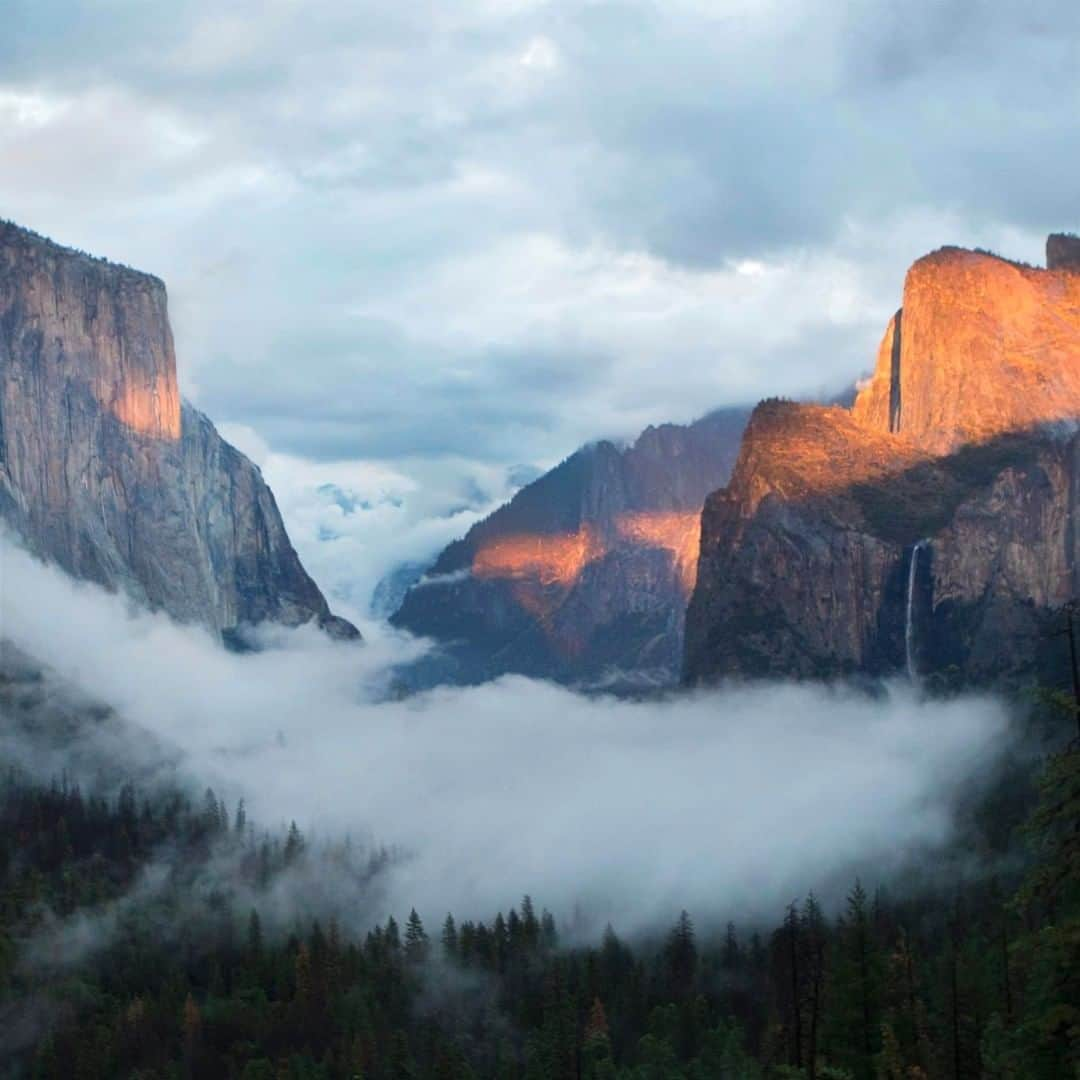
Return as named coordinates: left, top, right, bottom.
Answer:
left=0, top=221, right=357, bottom=642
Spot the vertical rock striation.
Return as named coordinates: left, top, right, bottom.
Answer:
left=686, top=238, right=1080, bottom=688
left=0, top=221, right=357, bottom=642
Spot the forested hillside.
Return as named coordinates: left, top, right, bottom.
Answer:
left=2, top=695, right=1077, bottom=1079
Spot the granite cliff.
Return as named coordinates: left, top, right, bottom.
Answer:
left=391, top=409, right=750, bottom=687
left=684, top=237, right=1080, bottom=687
left=0, top=221, right=357, bottom=642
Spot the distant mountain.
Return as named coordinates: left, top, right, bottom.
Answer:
left=0, top=221, right=357, bottom=642
left=391, top=408, right=751, bottom=688
left=370, top=561, right=428, bottom=620
left=685, top=236, right=1080, bottom=688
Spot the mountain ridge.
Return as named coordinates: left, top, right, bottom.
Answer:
left=684, top=236, right=1080, bottom=687
left=391, top=407, right=751, bottom=687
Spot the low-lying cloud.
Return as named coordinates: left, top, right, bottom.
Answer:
left=0, top=537, right=1012, bottom=936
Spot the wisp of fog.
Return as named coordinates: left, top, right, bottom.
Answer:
left=0, top=537, right=1011, bottom=936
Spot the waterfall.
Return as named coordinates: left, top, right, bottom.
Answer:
left=905, top=540, right=927, bottom=681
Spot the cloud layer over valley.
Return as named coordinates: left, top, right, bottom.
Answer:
left=1, top=537, right=1013, bottom=936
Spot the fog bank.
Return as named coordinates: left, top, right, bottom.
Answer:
left=0, top=537, right=1011, bottom=934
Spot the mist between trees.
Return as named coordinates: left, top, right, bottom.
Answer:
left=6, top=532, right=1077, bottom=1075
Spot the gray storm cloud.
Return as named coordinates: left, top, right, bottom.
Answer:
left=1, top=0, right=1075, bottom=469
left=1, top=537, right=1012, bottom=935
left=4, top=0, right=1074, bottom=619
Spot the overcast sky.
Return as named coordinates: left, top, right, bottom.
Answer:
left=4, top=0, right=1078, bottom=607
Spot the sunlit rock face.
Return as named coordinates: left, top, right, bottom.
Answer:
left=0, top=221, right=357, bottom=642
left=392, top=409, right=749, bottom=689
left=0, top=222, right=182, bottom=441
left=686, top=239, right=1080, bottom=688
left=852, top=247, right=1080, bottom=454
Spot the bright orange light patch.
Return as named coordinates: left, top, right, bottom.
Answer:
left=471, top=511, right=702, bottom=598
left=472, top=529, right=604, bottom=587
left=614, top=512, right=702, bottom=596
left=111, top=373, right=182, bottom=440
left=469, top=512, right=704, bottom=652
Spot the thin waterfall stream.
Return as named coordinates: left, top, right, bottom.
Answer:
left=905, top=540, right=927, bottom=681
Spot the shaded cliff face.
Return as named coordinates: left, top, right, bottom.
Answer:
left=0, top=222, right=357, bottom=642
left=391, top=408, right=750, bottom=687
left=686, top=239, right=1080, bottom=688
left=1047, top=233, right=1080, bottom=271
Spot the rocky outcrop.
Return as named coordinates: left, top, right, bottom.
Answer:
left=1047, top=233, right=1080, bottom=271
left=851, top=247, right=1080, bottom=455
left=685, top=239, right=1080, bottom=688
left=391, top=409, right=750, bottom=688
left=0, top=221, right=357, bottom=642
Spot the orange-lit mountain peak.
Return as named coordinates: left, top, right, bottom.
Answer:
left=471, top=529, right=604, bottom=588
left=726, top=401, right=926, bottom=513
left=472, top=513, right=704, bottom=598
left=852, top=239, right=1080, bottom=455
left=468, top=511, right=708, bottom=644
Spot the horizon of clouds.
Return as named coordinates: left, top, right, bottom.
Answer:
left=2, top=0, right=1078, bottom=604
left=0, top=535, right=1015, bottom=936
left=218, top=420, right=531, bottom=619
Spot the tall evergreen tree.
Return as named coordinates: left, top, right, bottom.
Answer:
left=441, top=914, right=459, bottom=963
left=825, top=881, right=883, bottom=1080
left=405, top=909, right=430, bottom=964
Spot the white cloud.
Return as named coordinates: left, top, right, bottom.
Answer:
left=218, top=422, right=527, bottom=618
left=2, top=0, right=1074, bottom=476
left=1, top=0, right=1075, bottom=616
left=0, top=89, right=67, bottom=128
left=519, top=35, right=559, bottom=71
left=1, top=537, right=1013, bottom=934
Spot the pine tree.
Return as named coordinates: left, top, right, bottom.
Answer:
left=665, top=910, right=698, bottom=999
left=877, top=929, right=930, bottom=1079
left=385, top=915, right=402, bottom=953
left=769, top=902, right=804, bottom=1070
left=802, top=893, right=827, bottom=1079
left=441, top=914, right=459, bottom=963
left=722, top=921, right=742, bottom=972
left=825, top=881, right=883, bottom=1080
left=284, top=821, right=304, bottom=865
left=1005, top=744, right=1080, bottom=1076
left=248, top=908, right=264, bottom=959
left=493, top=912, right=508, bottom=973
left=583, top=998, right=616, bottom=1080
left=521, top=895, right=540, bottom=947
left=294, top=942, right=314, bottom=1028
left=405, top=909, right=429, bottom=964
left=540, top=910, right=558, bottom=952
